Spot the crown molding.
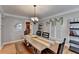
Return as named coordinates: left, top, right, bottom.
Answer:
left=3, top=13, right=28, bottom=19
left=40, top=8, right=79, bottom=21
left=0, top=6, right=28, bottom=19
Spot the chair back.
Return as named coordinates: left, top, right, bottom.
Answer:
left=57, top=38, right=66, bottom=54
left=36, top=31, right=41, bottom=36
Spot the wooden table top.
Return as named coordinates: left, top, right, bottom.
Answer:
left=25, top=35, right=76, bottom=54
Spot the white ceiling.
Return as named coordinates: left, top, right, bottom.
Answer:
left=1, top=5, right=79, bottom=19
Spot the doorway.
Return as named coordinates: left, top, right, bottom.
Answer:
left=24, top=22, right=30, bottom=35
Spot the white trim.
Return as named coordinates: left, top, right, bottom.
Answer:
left=40, top=8, right=79, bottom=21
left=49, top=22, right=52, bottom=40
left=0, top=39, right=24, bottom=49
left=3, top=39, right=24, bottom=47
left=0, top=44, right=4, bottom=50
left=3, top=13, right=28, bottom=19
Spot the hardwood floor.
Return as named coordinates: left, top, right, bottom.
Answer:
left=0, top=41, right=32, bottom=54
left=0, top=40, right=75, bottom=54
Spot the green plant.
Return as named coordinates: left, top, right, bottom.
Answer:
left=46, top=17, right=63, bottom=26
left=54, top=17, right=63, bottom=25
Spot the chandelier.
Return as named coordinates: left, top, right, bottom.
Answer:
left=31, top=5, right=39, bottom=24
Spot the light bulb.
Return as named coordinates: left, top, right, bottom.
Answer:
left=35, top=17, right=38, bottom=21
left=31, top=18, right=34, bottom=21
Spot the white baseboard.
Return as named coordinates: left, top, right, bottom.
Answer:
left=3, top=39, right=24, bottom=47
left=0, top=44, right=4, bottom=50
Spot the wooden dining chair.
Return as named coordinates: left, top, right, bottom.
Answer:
left=41, top=38, right=66, bottom=54
left=57, top=38, right=66, bottom=54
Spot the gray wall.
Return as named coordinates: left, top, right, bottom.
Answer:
left=0, top=13, right=1, bottom=48
left=1, top=14, right=38, bottom=45
left=1, top=15, right=28, bottom=44
left=0, top=6, right=2, bottom=48
left=32, top=23, right=38, bottom=35
left=40, top=11, right=79, bottom=45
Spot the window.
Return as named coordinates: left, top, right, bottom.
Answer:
left=16, top=23, right=22, bottom=31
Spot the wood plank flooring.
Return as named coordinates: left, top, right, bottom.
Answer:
left=0, top=41, right=32, bottom=54
left=0, top=41, right=76, bottom=54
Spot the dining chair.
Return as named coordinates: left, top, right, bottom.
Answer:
left=41, top=38, right=66, bottom=54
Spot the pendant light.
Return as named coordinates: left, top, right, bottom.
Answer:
left=31, top=5, right=39, bottom=24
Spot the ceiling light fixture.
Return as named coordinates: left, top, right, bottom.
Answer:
left=31, top=5, right=39, bottom=24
